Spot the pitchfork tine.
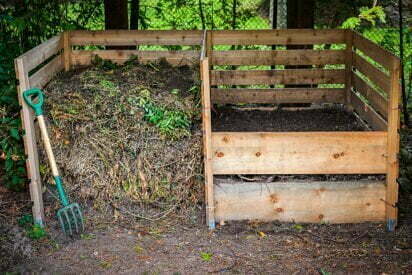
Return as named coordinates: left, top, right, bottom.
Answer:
left=58, top=213, right=66, bottom=235
left=75, top=204, right=85, bottom=231
left=63, top=211, right=73, bottom=235
left=70, top=207, right=79, bottom=233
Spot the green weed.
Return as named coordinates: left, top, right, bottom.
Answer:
left=200, top=252, right=213, bottom=261
left=26, top=224, right=47, bottom=240
left=18, top=214, right=47, bottom=240
left=131, top=93, right=191, bottom=139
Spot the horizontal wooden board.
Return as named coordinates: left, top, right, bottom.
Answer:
left=211, top=29, right=345, bottom=45
left=352, top=73, right=388, bottom=119
left=212, top=132, right=387, bottom=174
left=352, top=31, right=397, bottom=70
left=214, top=181, right=386, bottom=223
left=17, top=35, right=62, bottom=73
left=351, top=92, right=387, bottom=130
left=29, top=54, right=63, bottom=89
left=210, top=69, right=345, bottom=85
left=212, top=50, right=345, bottom=66
left=353, top=53, right=390, bottom=94
left=70, top=30, right=203, bottom=46
left=71, top=50, right=199, bottom=66
left=210, top=88, right=345, bottom=104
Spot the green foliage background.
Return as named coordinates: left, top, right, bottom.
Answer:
left=0, top=0, right=410, bottom=191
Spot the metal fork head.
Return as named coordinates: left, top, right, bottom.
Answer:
left=57, top=203, right=84, bottom=235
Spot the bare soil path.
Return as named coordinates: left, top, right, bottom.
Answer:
left=9, top=216, right=412, bottom=274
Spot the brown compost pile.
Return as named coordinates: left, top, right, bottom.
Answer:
left=41, top=58, right=203, bottom=219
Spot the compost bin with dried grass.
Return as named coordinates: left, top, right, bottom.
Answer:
left=41, top=57, right=204, bottom=221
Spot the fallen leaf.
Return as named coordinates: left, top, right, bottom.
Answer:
left=258, top=231, right=266, bottom=238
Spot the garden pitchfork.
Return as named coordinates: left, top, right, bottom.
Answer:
left=23, top=88, right=84, bottom=235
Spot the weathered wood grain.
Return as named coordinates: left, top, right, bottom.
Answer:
left=211, top=29, right=345, bottom=45
left=70, top=30, right=203, bottom=46
left=29, top=55, right=63, bottom=89
left=212, top=132, right=387, bottom=174
left=351, top=92, right=387, bottom=130
left=214, top=181, right=386, bottom=223
left=353, top=53, right=390, bottom=94
left=352, top=73, right=388, bottom=119
left=211, top=49, right=345, bottom=66
left=210, top=88, right=345, bottom=104
left=211, top=69, right=345, bottom=85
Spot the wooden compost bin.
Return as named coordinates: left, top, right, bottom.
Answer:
left=199, top=29, right=401, bottom=230
left=14, top=29, right=400, bottom=231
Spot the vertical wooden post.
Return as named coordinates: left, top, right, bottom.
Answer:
left=14, top=58, right=45, bottom=226
left=344, top=30, right=354, bottom=110
left=206, top=31, right=213, bottom=68
left=63, top=31, right=71, bottom=71
left=386, top=56, right=401, bottom=231
left=200, top=57, right=215, bottom=229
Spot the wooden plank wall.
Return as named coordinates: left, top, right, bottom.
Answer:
left=69, top=30, right=203, bottom=67
left=14, top=34, right=65, bottom=226
left=212, top=132, right=387, bottom=175
left=210, top=29, right=347, bottom=106
left=351, top=31, right=401, bottom=229
left=214, top=181, right=386, bottom=223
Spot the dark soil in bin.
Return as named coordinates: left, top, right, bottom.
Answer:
left=212, top=104, right=382, bottom=182
left=212, top=105, right=367, bottom=132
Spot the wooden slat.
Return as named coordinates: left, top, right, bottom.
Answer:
left=200, top=58, right=215, bottom=229
left=385, top=57, right=401, bottom=230
left=214, top=181, right=386, bottom=223
left=351, top=92, right=387, bottom=130
left=212, top=50, right=345, bottom=66
left=353, top=53, right=391, bottom=93
left=352, top=73, right=388, bottom=119
left=211, top=88, right=345, bottom=104
left=29, top=55, right=63, bottom=89
left=210, top=69, right=345, bottom=85
left=211, top=29, right=345, bottom=45
left=71, top=50, right=199, bottom=66
left=352, top=31, right=396, bottom=70
left=17, top=35, right=62, bottom=73
left=14, top=58, right=45, bottom=226
left=70, top=30, right=203, bottom=46
left=63, top=31, right=71, bottom=71
left=200, top=30, right=207, bottom=60
left=212, top=132, right=387, bottom=175
left=345, top=30, right=354, bottom=107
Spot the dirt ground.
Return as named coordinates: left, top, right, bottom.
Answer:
left=7, top=213, right=412, bottom=274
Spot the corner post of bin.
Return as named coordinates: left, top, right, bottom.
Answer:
left=200, top=30, right=215, bottom=229
left=14, top=57, right=45, bottom=227
left=63, top=31, right=71, bottom=71
left=344, top=29, right=354, bottom=110
left=386, top=55, right=401, bottom=231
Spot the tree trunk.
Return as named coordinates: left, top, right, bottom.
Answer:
left=198, top=0, right=206, bottom=29
left=130, top=0, right=139, bottom=30
left=287, top=0, right=314, bottom=29
left=285, top=0, right=315, bottom=106
left=104, top=0, right=129, bottom=49
left=104, top=0, right=128, bottom=30
left=232, top=0, right=237, bottom=29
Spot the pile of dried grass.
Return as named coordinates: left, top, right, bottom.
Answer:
left=41, top=58, right=203, bottom=220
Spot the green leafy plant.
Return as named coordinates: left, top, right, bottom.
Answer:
left=26, top=224, right=47, bottom=240
left=342, top=6, right=386, bottom=29
left=18, top=214, right=34, bottom=228
left=133, top=94, right=191, bottom=139
left=200, top=252, right=213, bottom=261
left=18, top=214, right=47, bottom=239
